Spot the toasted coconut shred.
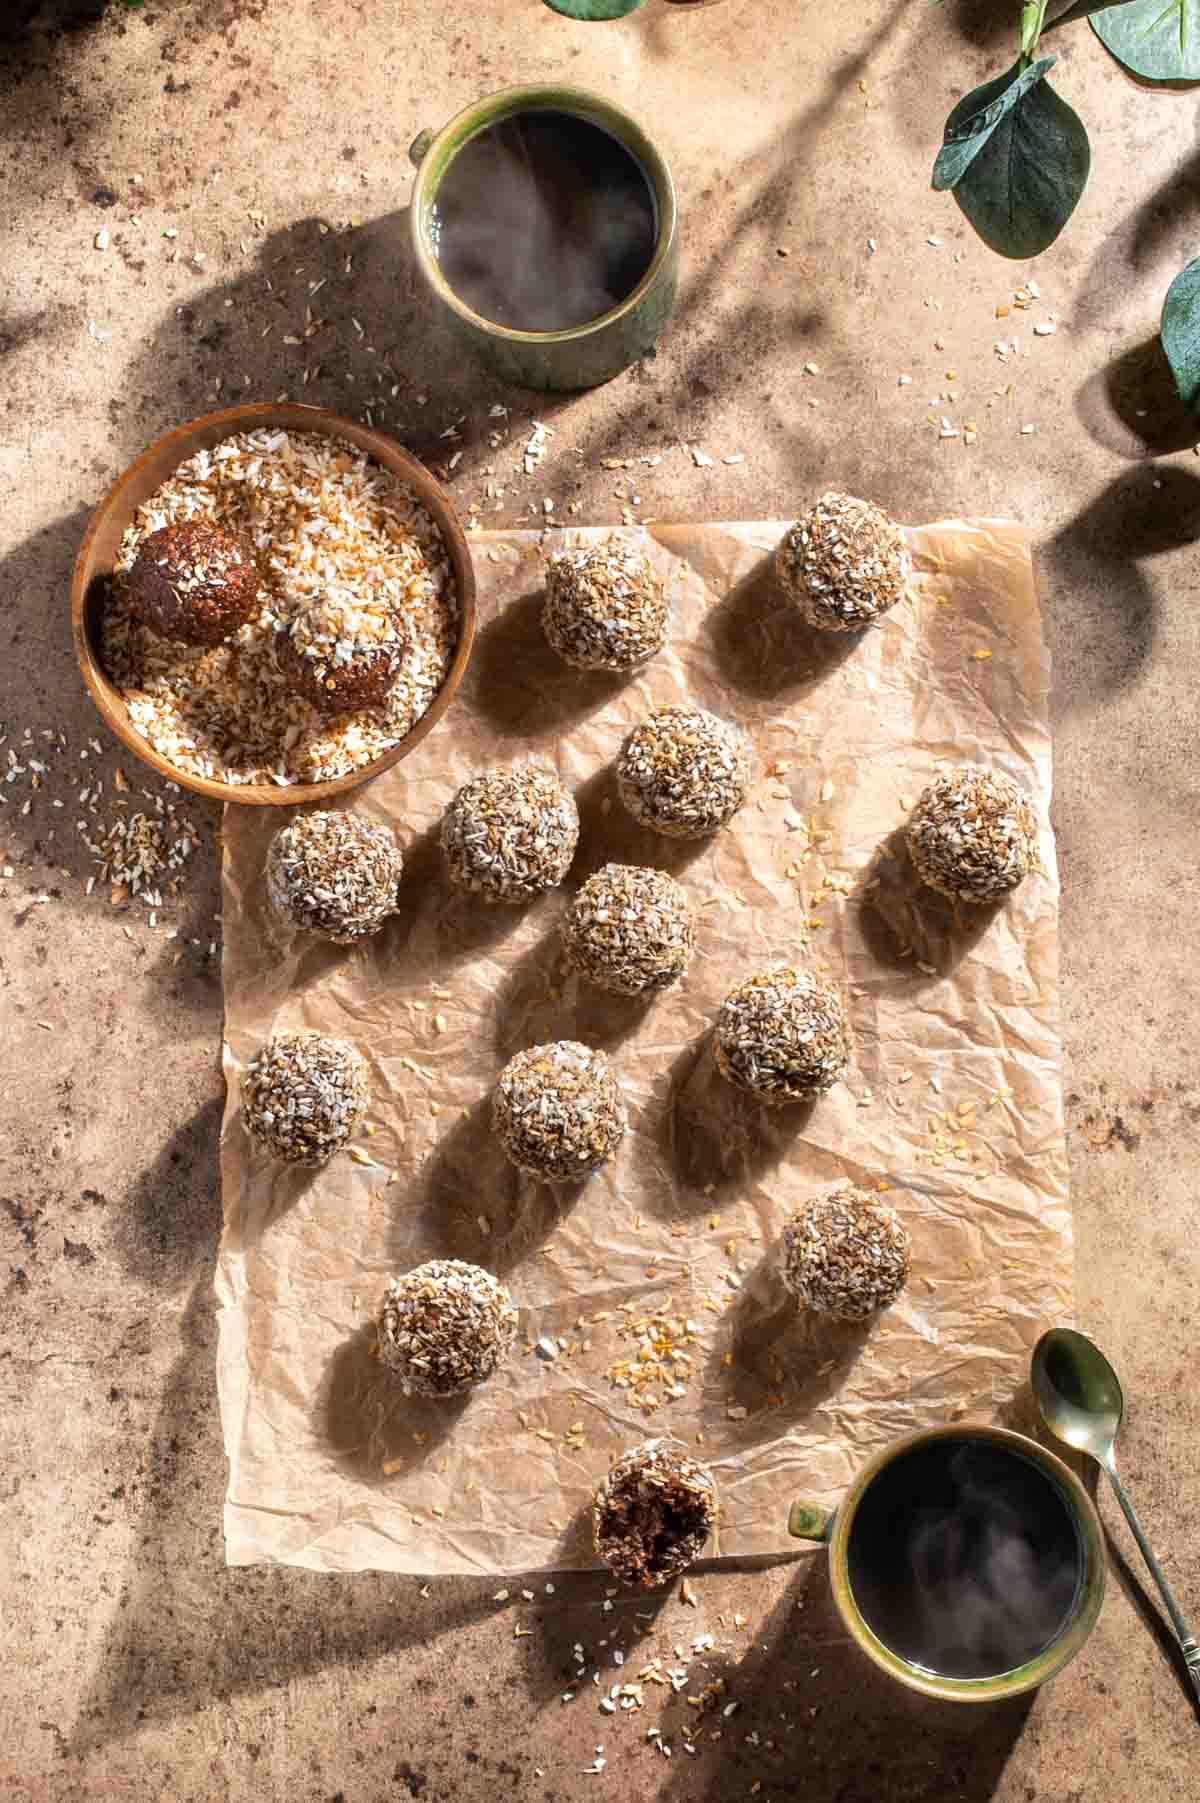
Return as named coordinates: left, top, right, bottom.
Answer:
left=442, top=763, right=579, bottom=904
left=714, top=964, right=850, bottom=1103
left=616, top=703, right=752, bottom=840
left=775, top=491, right=910, bottom=632
left=493, top=1040, right=626, bottom=1182
left=376, top=1259, right=518, bottom=1397
left=781, top=1183, right=911, bottom=1320
left=907, top=764, right=1037, bottom=903
left=266, top=809, right=404, bottom=944
left=592, top=1438, right=718, bottom=1587
left=241, top=1029, right=369, bottom=1165
left=101, top=429, right=458, bottom=786
left=561, top=862, right=695, bottom=996
left=543, top=539, right=669, bottom=672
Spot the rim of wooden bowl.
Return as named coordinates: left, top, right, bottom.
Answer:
left=70, top=402, right=478, bottom=807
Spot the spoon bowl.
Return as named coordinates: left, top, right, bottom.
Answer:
left=1032, top=1326, right=1124, bottom=1467
left=1032, top=1325, right=1200, bottom=1706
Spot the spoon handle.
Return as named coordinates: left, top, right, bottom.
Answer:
left=1106, top=1460, right=1200, bottom=1699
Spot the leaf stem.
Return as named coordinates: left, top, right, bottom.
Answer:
left=1020, top=0, right=1050, bottom=64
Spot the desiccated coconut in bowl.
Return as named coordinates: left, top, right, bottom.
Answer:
left=73, top=406, right=475, bottom=804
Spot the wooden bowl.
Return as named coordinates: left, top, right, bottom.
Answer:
left=71, top=402, right=477, bottom=806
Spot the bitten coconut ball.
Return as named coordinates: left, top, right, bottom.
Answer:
left=126, top=519, right=259, bottom=645
left=266, top=810, right=404, bottom=944
left=493, top=1041, right=626, bottom=1182
left=275, top=582, right=407, bottom=715
left=376, top=1259, right=518, bottom=1397
left=907, top=764, right=1038, bottom=904
left=241, top=1030, right=369, bottom=1165
left=561, top=863, right=695, bottom=997
left=775, top=492, right=910, bottom=632
left=543, top=540, right=669, bottom=672
left=781, top=1184, right=911, bottom=1321
left=592, top=1439, right=718, bottom=1588
left=442, top=763, right=579, bottom=904
left=714, top=964, right=849, bottom=1104
left=616, top=704, right=752, bottom=840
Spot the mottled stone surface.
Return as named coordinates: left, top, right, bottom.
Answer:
left=2, top=2, right=1198, bottom=1798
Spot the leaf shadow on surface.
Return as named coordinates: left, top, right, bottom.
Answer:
left=944, top=0, right=1022, bottom=52
left=1066, top=128, right=1200, bottom=349
left=92, top=205, right=576, bottom=524
left=109, top=1094, right=225, bottom=1288
left=74, top=1095, right=521, bottom=1755
left=1075, top=332, right=1200, bottom=459
left=550, top=7, right=918, bottom=496
left=854, top=825, right=1003, bottom=977
left=702, top=1249, right=871, bottom=1436
left=1039, top=466, right=1200, bottom=716
left=68, top=1269, right=511, bottom=1754
left=643, top=1027, right=819, bottom=1219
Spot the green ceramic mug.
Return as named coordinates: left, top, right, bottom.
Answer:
left=788, top=1424, right=1106, bottom=1703
left=408, top=84, right=678, bottom=392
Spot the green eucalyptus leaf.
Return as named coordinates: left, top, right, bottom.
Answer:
left=1161, top=256, right=1200, bottom=408
left=1042, top=0, right=1130, bottom=32
left=1092, top=0, right=1200, bottom=80
left=542, top=0, right=647, bottom=17
left=933, top=58, right=1054, bottom=191
left=951, top=72, right=1090, bottom=258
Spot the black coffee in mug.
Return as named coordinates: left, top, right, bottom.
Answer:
left=847, top=1436, right=1084, bottom=1680
left=429, top=110, right=657, bottom=333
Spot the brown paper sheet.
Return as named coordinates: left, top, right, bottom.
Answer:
left=216, top=518, right=1071, bottom=1575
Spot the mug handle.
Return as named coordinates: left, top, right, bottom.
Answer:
left=409, top=129, right=435, bottom=169
left=788, top=1500, right=834, bottom=1542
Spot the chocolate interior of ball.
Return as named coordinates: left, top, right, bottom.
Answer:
left=127, top=519, right=259, bottom=645
left=275, top=626, right=402, bottom=717
left=593, top=1443, right=716, bottom=1587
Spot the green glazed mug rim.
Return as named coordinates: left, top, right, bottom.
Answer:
left=408, top=83, right=678, bottom=348
left=793, top=1423, right=1106, bottom=1704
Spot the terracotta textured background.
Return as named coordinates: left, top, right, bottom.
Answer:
left=2, top=2, right=1198, bottom=1799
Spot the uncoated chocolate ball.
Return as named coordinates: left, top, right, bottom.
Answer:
left=126, top=519, right=259, bottom=645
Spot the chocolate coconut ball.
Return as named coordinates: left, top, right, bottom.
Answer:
left=561, top=863, right=695, bottom=997
left=543, top=540, right=669, bottom=672
left=241, top=1030, right=369, bottom=1165
left=616, top=704, right=752, bottom=840
left=275, top=582, right=407, bottom=715
left=126, top=519, right=259, bottom=645
left=906, top=765, right=1038, bottom=904
left=775, top=492, right=910, bottom=632
left=493, top=1040, right=626, bottom=1182
left=714, top=965, right=849, bottom=1104
left=376, top=1259, right=518, bottom=1397
left=781, top=1184, right=911, bottom=1321
left=443, top=764, right=579, bottom=904
left=266, top=810, right=404, bottom=944
left=592, top=1439, right=718, bottom=1588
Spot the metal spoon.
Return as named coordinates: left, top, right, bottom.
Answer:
left=1032, top=1327, right=1200, bottom=1701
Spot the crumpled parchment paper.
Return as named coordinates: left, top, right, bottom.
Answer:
left=216, top=518, right=1070, bottom=1575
